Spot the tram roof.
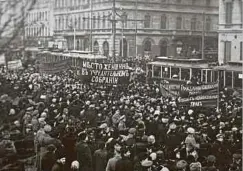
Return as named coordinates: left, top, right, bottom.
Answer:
left=213, top=64, right=242, bottom=72
left=148, top=60, right=211, bottom=69
left=38, top=50, right=107, bottom=59
left=155, top=57, right=207, bottom=63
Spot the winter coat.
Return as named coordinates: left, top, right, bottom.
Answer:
left=76, top=141, right=93, bottom=171
left=93, top=149, right=108, bottom=171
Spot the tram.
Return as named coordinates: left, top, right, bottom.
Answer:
left=146, top=57, right=242, bottom=91
left=36, top=50, right=107, bottom=68
left=146, top=57, right=217, bottom=83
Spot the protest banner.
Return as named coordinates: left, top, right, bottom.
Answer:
left=80, top=61, right=130, bottom=84
left=0, top=53, right=5, bottom=65
left=179, top=82, right=218, bottom=107
left=160, top=80, right=180, bottom=97
left=7, top=60, right=23, bottom=70
left=39, top=59, right=71, bottom=74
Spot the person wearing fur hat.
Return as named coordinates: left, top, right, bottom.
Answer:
left=184, top=127, right=199, bottom=159
left=115, top=147, right=133, bottom=171
left=201, top=155, right=218, bottom=171
left=41, top=144, right=57, bottom=171
left=51, top=150, right=66, bottom=171
left=228, top=153, right=242, bottom=171
left=76, top=132, right=93, bottom=171
left=166, top=122, right=181, bottom=159
left=105, top=140, right=122, bottom=171
left=61, top=126, right=77, bottom=171
left=93, top=141, right=108, bottom=171
left=117, top=115, right=127, bottom=133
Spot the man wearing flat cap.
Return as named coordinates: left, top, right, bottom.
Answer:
left=176, top=160, right=188, bottom=171
left=76, top=132, right=93, bottom=171
left=228, top=153, right=242, bottom=171
left=201, top=155, right=218, bottom=171
left=166, top=122, right=181, bottom=159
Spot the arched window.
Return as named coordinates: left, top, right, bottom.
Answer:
left=59, top=17, right=61, bottom=30
left=83, top=16, right=86, bottom=29
left=78, top=16, right=81, bottom=29
left=97, top=14, right=100, bottom=29
left=176, top=16, right=182, bottom=29
left=103, top=41, right=109, bottom=57
left=62, top=17, right=65, bottom=30
left=65, top=17, right=68, bottom=30
left=103, top=13, right=106, bottom=28
left=191, top=18, right=196, bottom=30
left=160, top=40, right=168, bottom=56
left=93, top=16, right=96, bottom=29
left=144, top=40, right=152, bottom=51
left=94, top=41, right=99, bottom=54
left=87, top=15, right=90, bottom=29
left=161, top=15, right=166, bottom=29
left=122, top=13, right=128, bottom=28
left=144, top=14, right=151, bottom=28
left=119, top=38, right=128, bottom=58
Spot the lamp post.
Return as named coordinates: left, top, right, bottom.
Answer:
left=121, top=13, right=124, bottom=57
left=202, top=11, right=205, bottom=60
left=90, top=0, right=93, bottom=52
left=74, top=27, right=76, bottom=50
left=112, top=0, right=116, bottom=62
left=135, top=0, right=138, bottom=57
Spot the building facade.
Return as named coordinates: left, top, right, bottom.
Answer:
left=25, top=0, right=54, bottom=48
left=53, top=0, right=219, bottom=58
left=218, top=0, right=243, bottom=64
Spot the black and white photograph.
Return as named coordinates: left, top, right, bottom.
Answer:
left=0, top=0, right=242, bottom=171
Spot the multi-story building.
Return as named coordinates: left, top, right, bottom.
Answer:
left=25, top=0, right=54, bottom=48
left=218, top=0, right=243, bottom=64
left=54, top=0, right=219, bottom=58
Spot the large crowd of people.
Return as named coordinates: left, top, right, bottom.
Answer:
left=0, top=64, right=242, bottom=171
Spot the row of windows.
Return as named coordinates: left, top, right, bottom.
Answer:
left=54, top=14, right=112, bottom=30
left=54, top=0, right=214, bottom=8
left=26, top=27, right=50, bottom=37
left=54, top=14, right=212, bottom=31
left=27, top=11, right=49, bottom=23
left=55, top=0, right=89, bottom=8
left=171, top=0, right=212, bottom=6
left=224, top=41, right=243, bottom=62
left=225, top=1, right=243, bottom=26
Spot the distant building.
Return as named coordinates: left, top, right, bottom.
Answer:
left=53, top=0, right=218, bottom=59
left=25, top=0, right=55, bottom=49
left=218, top=0, right=243, bottom=64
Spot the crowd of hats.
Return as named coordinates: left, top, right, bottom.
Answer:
left=0, top=67, right=242, bottom=171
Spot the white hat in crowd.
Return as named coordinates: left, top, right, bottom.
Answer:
left=187, top=127, right=195, bottom=134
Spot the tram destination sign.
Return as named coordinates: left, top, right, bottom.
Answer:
left=80, top=61, right=130, bottom=85
left=179, top=82, right=218, bottom=107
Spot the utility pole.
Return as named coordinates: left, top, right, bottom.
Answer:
left=202, top=11, right=205, bottom=60
left=135, top=0, right=138, bottom=57
left=112, top=0, right=116, bottom=61
left=22, top=0, right=26, bottom=61
left=121, top=15, right=124, bottom=57
left=90, top=0, right=93, bottom=52
left=73, top=27, right=76, bottom=50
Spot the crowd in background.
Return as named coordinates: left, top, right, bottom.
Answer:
left=0, top=65, right=242, bottom=171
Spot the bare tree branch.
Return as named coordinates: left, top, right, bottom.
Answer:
left=0, top=0, right=37, bottom=51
